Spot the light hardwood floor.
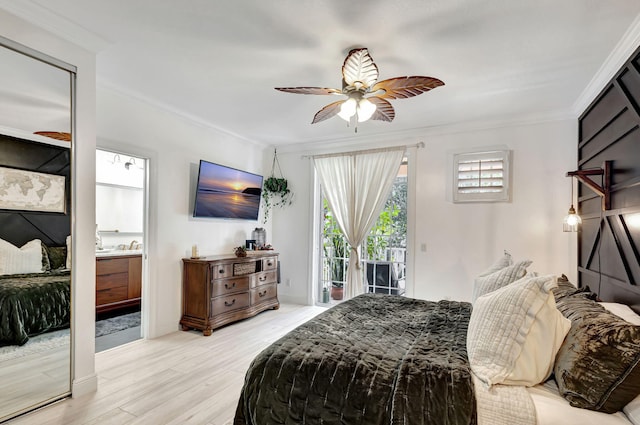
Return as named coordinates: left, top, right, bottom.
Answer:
left=0, top=343, right=70, bottom=422
left=8, top=303, right=326, bottom=425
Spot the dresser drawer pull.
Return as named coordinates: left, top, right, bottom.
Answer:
left=258, top=290, right=267, bottom=298
left=259, top=275, right=267, bottom=282
left=224, top=282, right=236, bottom=290
left=218, top=269, right=225, bottom=274
left=266, top=260, right=273, bottom=267
left=224, top=299, right=236, bottom=307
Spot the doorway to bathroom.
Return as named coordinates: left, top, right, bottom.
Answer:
left=95, top=149, right=148, bottom=352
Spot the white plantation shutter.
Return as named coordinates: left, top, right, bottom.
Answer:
left=454, top=150, right=511, bottom=202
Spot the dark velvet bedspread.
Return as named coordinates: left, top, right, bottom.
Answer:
left=235, top=293, right=476, bottom=425
left=0, top=270, right=70, bottom=346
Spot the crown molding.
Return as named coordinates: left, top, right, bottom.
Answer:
left=0, top=1, right=110, bottom=53
left=273, top=109, right=576, bottom=155
left=572, top=13, right=640, bottom=115
left=97, top=79, right=269, bottom=149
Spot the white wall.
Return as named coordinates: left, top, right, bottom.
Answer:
left=0, top=9, right=98, bottom=396
left=272, top=119, right=578, bottom=304
left=96, top=86, right=271, bottom=338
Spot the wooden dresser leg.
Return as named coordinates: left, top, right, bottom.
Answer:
left=180, top=324, right=190, bottom=331
left=203, top=328, right=213, bottom=336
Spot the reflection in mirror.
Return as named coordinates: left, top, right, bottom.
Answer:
left=0, top=37, right=74, bottom=422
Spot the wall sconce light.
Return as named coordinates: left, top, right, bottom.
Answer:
left=563, top=161, right=612, bottom=232
left=563, top=180, right=581, bottom=232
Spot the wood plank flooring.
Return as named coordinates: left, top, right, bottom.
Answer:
left=0, top=344, right=70, bottom=423
left=7, top=304, right=326, bottom=425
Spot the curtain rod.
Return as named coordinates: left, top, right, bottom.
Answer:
left=301, top=142, right=424, bottom=159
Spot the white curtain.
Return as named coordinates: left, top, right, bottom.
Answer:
left=313, top=147, right=405, bottom=299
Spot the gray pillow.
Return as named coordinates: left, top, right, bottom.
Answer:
left=554, top=295, right=640, bottom=413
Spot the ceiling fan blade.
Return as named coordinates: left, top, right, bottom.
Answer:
left=367, top=97, right=395, bottom=122
left=342, top=48, right=379, bottom=89
left=275, top=87, right=342, bottom=95
left=312, top=100, right=345, bottom=124
left=371, top=76, right=444, bottom=99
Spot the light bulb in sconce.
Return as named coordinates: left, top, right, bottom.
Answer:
left=563, top=205, right=582, bottom=232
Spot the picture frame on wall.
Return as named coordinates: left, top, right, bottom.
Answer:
left=0, top=166, right=66, bottom=213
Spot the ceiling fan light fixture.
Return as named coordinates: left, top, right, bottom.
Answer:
left=338, top=96, right=358, bottom=121
left=357, top=98, right=376, bottom=122
left=275, top=47, right=444, bottom=130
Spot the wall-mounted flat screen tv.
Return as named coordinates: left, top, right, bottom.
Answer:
left=193, top=160, right=263, bottom=220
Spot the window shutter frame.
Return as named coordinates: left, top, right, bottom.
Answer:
left=453, top=150, right=511, bottom=203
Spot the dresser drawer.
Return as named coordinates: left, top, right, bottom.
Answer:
left=212, top=264, right=232, bottom=279
left=262, top=257, right=277, bottom=270
left=250, top=283, right=277, bottom=304
left=211, top=277, right=250, bottom=297
left=96, top=257, right=129, bottom=275
left=250, top=270, right=277, bottom=288
left=211, top=293, right=250, bottom=314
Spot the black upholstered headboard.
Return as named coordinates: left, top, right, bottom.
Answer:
left=0, top=133, right=70, bottom=248
left=577, top=45, right=640, bottom=314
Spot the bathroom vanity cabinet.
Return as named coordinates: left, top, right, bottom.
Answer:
left=96, top=253, right=142, bottom=314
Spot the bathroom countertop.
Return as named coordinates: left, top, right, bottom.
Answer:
left=95, top=249, right=143, bottom=258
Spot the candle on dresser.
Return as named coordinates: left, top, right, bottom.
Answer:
left=191, top=244, right=199, bottom=258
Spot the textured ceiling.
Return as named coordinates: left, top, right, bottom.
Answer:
left=3, top=0, right=640, bottom=148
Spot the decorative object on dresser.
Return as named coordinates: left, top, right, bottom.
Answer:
left=181, top=252, right=279, bottom=335
left=95, top=253, right=142, bottom=314
left=234, top=246, right=247, bottom=257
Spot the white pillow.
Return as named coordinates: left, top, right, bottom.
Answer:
left=65, top=235, right=71, bottom=269
left=477, top=250, right=513, bottom=277
left=599, top=302, right=640, bottom=326
left=472, top=260, right=532, bottom=302
left=0, top=238, right=44, bottom=275
left=624, top=394, right=640, bottom=425
left=468, top=274, right=571, bottom=387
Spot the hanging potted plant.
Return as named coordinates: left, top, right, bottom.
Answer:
left=262, top=149, right=293, bottom=222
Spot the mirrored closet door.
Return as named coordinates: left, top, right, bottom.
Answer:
left=0, top=36, right=75, bottom=422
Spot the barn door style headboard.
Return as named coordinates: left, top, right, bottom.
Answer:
left=577, top=46, right=640, bottom=313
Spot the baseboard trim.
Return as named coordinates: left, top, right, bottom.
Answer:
left=72, top=373, right=98, bottom=397
left=278, top=294, right=309, bottom=305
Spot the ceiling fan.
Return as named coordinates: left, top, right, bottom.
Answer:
left=275, top=48, right=444, bottom=131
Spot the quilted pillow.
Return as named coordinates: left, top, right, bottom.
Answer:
left=554, top=296, right=640, bottom=413
left=472, top=259, right=532, bottom=302
left=468, top=274, right=570, bottom=387
left=477, top=250, right=513, bottom=277
left=0, top=238, right=44, bottom=275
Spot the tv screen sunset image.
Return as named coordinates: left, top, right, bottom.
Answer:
left=194, top=161, right=263, bottom=220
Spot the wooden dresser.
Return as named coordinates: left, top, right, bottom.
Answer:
left=180, top=252, right=279, bottom=335
left=96, top=253, right=142, bottom=314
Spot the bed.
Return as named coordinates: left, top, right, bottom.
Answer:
left=0, top=240, right=71, bottom=346
left=234, top=260, right=640, bottom=425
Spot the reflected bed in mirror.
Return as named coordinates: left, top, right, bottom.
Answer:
left=0, top=36, right=75, bottom=422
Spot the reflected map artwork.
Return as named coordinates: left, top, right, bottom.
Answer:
left=0, top=166, right=65, bottom=213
